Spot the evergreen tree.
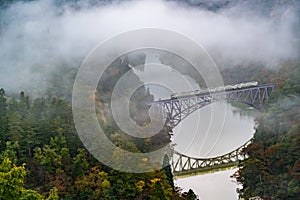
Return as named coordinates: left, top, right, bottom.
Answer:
left=187, top=189, right=197, bottom=200
left=0, top=88, right=9, bottom=152
left=151, top=182, right=167, bottom=200
left=163, top=154, right=175, bottom=190
left=0, top=88, right=7, bottom=117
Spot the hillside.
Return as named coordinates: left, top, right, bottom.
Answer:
left=232, top=63, right=300, bottom=199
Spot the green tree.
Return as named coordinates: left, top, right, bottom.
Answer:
left=0, top=88, right=9, bottom=152
left=34, top=135, right=71, bottom=195
left=0, top=158, right=43, bottom=200
left=163, top=154, right=174, bottom=190
left=150, top=182, right=167, bottom=200
left=72, top=148, right=89, bottom=178
left=21, top=190, right=43, bottom=200
left=74, top=166, right=111, bottom=199
left=0, top=158, right=26, bottom=200
left=0, top=88, right=7, bottom=117
left=0, top=141, right=19, bottom=164
left=18, top=91, right=30, bottom=117
left=187, top=189, right=197, bottom=200
left=46, top=187, right=59, bottom=200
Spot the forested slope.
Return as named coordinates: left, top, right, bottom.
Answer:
left=0, top=57, right=192, bottom=199
left=233, top=63, right=300, bottom=199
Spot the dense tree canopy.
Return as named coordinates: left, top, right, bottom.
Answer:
left=233, top=63, right=300, bottom=199
left=0, top=56, right=195, bottom=199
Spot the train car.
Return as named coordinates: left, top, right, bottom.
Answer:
left=171, top=90, right=200, bottom=99
left=171, top=81, right=258, bottom=99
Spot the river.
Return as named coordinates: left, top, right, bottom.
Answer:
left=131, top=51, right=260, bottom=199
left=173, top=103, right=259, bottom=200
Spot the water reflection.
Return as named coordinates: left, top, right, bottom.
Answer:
left=173, top=104, right=260, bottom=200
left=172, top=102, right=259, bottom=158
left=175, top=169, right=241, bottom=200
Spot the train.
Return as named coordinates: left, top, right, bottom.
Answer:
left=170, top=81, right=258, bottom=99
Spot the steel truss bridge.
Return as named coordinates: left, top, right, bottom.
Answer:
left=150, top=84, right=275, bottom=176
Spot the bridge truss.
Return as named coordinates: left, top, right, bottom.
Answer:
left=151, top=84, right=275, bottom=128
left=149, top=84, right=275, bottom=176
left=171, top=139, right=252, bottom=176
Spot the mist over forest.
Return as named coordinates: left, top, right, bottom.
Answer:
left=0, top=0, right=299, bottom=96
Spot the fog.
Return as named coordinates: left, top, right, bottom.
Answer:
left=0, top=0, right=298, bottom=94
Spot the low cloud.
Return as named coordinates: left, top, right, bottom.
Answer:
left=0, top=0, right=298, bottom=94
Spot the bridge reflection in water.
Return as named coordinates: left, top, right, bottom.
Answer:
left=150, top=83, right=275, bottom=176
left=171, top=139, right=251, bottom=177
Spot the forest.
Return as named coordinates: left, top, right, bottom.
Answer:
left=0, top=56, right=199, bottom=199
left=1, top=59, right=299, bottom=200
left=232, top=63, right=300, bottom=199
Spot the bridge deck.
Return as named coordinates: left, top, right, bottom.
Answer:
left=150, top=84, right=275, bottom=128
left=152, top=84, right=275, bottom=103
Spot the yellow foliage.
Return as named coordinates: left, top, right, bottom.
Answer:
left=135, top=180, right=145, bottom=193
left=150, top=178, right=160, bottom=184
left=101, top=179, right=111, bottom=190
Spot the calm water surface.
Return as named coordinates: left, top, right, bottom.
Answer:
left=133, top=52, right=259, bottom=199
left=173, top=103, right=259, bottom=200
